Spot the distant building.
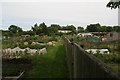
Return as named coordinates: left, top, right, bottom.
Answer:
left=58, top=30, right=72, bottom=33
left=102, top=32, right=120, bottom=42
left=91, top=32, right=106, bottom=37
left=77, top=33, right=93, bottom=37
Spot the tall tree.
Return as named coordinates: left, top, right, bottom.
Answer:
left=32, top=22, right=48, bottom=35
left=48, top=24, right=61, bottom=35
left=77, top=26, right=85, bottom=33
left=113, top=26, right=120, bottom=32
left=32, top=23, right=38, bottom=32
left=8, top=25, right=23, bottom=33
left=86, top=23, right=101, bottom=32
left=39, top=22, right=48, bottom=35
left=101, top=26, right=107, bottom=32
left=106, top=26, right=113, bottom=32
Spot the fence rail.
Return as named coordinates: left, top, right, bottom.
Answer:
left=64, top=37, right=119, bottom=79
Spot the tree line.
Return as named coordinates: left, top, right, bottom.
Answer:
left=1, top=22, right=120, bottom=37
left=85, top=23, right=120, bottom=32
left=2, top=22, right=76, bottom=37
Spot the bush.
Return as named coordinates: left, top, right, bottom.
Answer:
left=18, top=44, right=46, bottom=49
left=99, top=44, right=108, bottom=49
left=94, top=54, right=120, bottom=64
left=2, top=58, right=31, bottom=64
left=2, top=58, right=31, bottom=76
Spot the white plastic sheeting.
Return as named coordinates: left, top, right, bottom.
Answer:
left=2, top=47, right=47, bottom=58
left=85, top=49, right=110, bottom=54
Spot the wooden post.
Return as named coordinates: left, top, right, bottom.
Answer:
left=118, top=8, right=120, bottom=26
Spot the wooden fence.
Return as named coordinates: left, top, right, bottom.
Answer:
left=64, top=37, right=119, bottom=79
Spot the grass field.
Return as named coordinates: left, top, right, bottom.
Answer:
left=21, top=40, right=69, bottom=79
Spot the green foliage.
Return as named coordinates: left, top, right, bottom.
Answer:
left=2, top=39, right=17, bottom=49
left=2, top=36, right=59, bottom=49
left=86, top=23, right=101, bottom=32
left=71, top=36, right=85, bottom=43
left=22, top=40, right=69, bottom=78
left=2, top=25, right=23, bottom=37
left=113, top=26, right=120, bottom=32
left=94, top=54, right=120, bottom=64
left=60, top=25, right=76, bottom=34
left=86, top=23, right=119, bottom=32
left=86, top=37, right=100, bottom=42
left=2, top=23, right=120, bottom=38
left=61, top=25, right=75, bottom=30
left=32, top=22, right=48, bottom=35
left=8, top=25, right=23, bottom=33
left=47, top=24, right=61, bottom=36
left=99, top=44, right=109, bottom=49
left=101, top=26, right=107, bottom=32
left=106, top=26, right=113, bottom=32
left=2, top=30, right=14, bottom=37
left=2, top=58, right=31, bottom=76
left=22, top=30, right=35, bottom=36
left=77, top=26, right=85, bottom=33
left=116, top=41, right=120, bottom=51
left=57, top=32, right=64, bottom=37
left=22, top=36, right=58, bottom=43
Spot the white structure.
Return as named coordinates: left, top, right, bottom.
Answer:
left=5, top=48, right=12, bottom=54
left=29, top=49, right=37, bottom=55
left=85, top=49, right=110, bottom=54
left=31, top=42, right=41, bottom=45
left=31, top=41, right=56, bottom=46
left=12, top=47, right=23, bottom=53
left=47, top=42, right=53, bottom=46
left=2, top=47, right=47, bottom=58
left=58, top=30, right=72, bottom=33
left=39, top=48, right=47, bottom=55
left=77, top=33, right=93, bottom=37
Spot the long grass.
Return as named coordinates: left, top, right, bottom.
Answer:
left=21, top=40, right=69, bottom=79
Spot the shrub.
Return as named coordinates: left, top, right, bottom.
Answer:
left=94, top=54, right=120, bottom=64
left=99, top=44, right=108, bottom=49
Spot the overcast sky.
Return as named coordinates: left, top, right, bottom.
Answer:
left=0, top=0, right=118, bottom=30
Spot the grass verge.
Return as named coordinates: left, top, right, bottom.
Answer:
left=21, top=40, right=69, bottom=79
